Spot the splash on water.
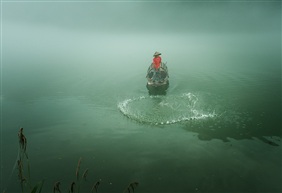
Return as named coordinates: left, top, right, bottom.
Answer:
left=118, top=93, right=217, bottom=125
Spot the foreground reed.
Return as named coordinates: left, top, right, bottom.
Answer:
left=16, top=128, right=45, bottom=193
left=123, top=182, right=139, bottom=193
left=4, top=128, right=139, bottom=193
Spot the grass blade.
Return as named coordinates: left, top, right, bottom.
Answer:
left=38, top=180, right=45, bottom=193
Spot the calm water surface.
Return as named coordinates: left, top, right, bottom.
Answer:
left=1, top=2, right=281, bottom=193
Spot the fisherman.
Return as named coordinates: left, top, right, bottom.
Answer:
left=152, top=51, right=162, bottom=70
left=152, top=51, right=162, bottom=80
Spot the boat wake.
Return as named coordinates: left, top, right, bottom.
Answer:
left=118, top=93, right=217, bottom=125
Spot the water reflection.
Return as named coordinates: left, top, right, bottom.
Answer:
left=146, top=83, right=169, bottom=96
left=182, top=110, right=281, bottom=146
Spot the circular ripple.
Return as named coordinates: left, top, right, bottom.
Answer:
left=118, top=93, right=216, bottom=125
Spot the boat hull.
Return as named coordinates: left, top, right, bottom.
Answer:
left=146, top=80, right=169, bottom=95
left=146, top=63, right=169, bottom=88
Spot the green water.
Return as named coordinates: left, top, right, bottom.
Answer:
left=1, top=2, right=281, bottom=193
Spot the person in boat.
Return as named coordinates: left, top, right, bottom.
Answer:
left=152, top=51, right=162, bottom=70
left=152, top=51, right=162, bottom=80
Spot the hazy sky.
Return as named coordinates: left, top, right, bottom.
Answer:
left=2, top=1, right=280, bottom=78
left=3, top=1, right=281, bottom=35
